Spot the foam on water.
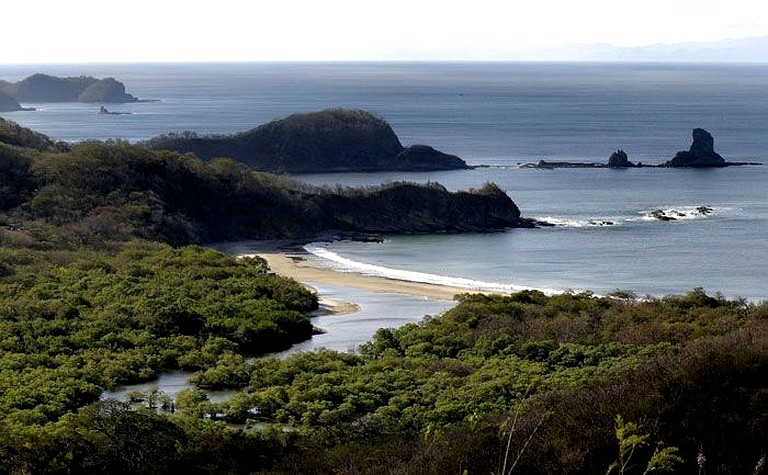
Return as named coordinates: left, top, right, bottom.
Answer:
left=304, top=243, right=563, bottom=296
left=536, top=205, right=726, bottom=227
left=533, top=216, right=622, bottom=228
left=635, top=205, right=726, bottom=222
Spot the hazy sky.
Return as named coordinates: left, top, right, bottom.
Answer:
left=5, top=0, right=768, bottom=63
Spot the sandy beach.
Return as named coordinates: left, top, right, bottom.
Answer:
left=248, top=251, right=470, bottom=301
left=213, top=239, right=480, bottom=303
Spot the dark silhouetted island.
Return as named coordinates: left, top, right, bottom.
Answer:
left=607, top=149, right=640, bottom=168
left=662, top=128, right=761, bottom=167
left=662, top=128, right=726, bottom=167
left=0, top=74, right=139, bottom=104
left=98, top=106, right=132, bottom=115
left=522, top=129, right=760, bottom=169
left=144, top=108, right=469, bottom=173
left=521, top=149, right=639, bottom=169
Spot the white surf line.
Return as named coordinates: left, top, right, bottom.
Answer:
left=304, top=243, right=563, bottom=296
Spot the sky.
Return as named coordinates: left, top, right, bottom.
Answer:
left=4, top=0, right=768, bottom=63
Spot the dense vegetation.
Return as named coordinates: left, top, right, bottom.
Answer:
left=0, top=128, right=521, bottom=246
left=0, top=241, right=316, bottom=425
left=0, top=119, right=765, bottom=473
left=144, top=108, right=469, bottom=173
left=0, top=117, right=67, bottom=151
left=1, top=288, right=765, bottom=474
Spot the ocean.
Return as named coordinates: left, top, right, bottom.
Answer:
left=2, top=62, right=766, bottom=329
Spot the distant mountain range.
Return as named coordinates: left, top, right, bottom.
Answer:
left=510, top=36, right=768, bottom=62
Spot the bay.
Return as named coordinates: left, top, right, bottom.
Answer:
left=2, top=61, right=766, bottom=303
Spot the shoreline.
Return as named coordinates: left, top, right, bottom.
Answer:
left=251, top=251, right=471, bottom=301
left=214, top=239, right=474, bottom=302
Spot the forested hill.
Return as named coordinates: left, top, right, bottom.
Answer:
left=0, top=119, right=523, bottom=246
left=0, top=73, right=139, bottom=104
left=0, top=116, right=68, bottom=152
left=143, top=108, right=469, bottom=173
left=0, top=119, right=766, bottom=474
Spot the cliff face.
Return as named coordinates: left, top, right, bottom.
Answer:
left=662, top=128, right=726, bottom=167
left=321, top=182, right=523, bottom=234
left=144, top=109, right=469, bottom=173
left=77, top=78, right=136, bottom=103
left=1, top=74, right=138, bottom=103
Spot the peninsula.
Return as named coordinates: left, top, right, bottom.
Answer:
left=0, top=90, right=28, bottom=112
left=0, top=118, right=524, bottom=245
left=144, top=108, right=469, bottom=173
left=0, top=73, right=139, bottom=105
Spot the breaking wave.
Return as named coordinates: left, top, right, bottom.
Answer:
left=303, top=243, right=562, bottom=296
left=536, top=205, right=726, bottom=228
left=533, top=216, right=621, bottom=228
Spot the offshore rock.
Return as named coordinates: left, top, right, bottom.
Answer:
left=607, top=149, right=638, bottom=168
left=662, top=128, right=726, bottom=167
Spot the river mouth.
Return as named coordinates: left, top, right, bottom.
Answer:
left=101, top=282, right=455, bottom=404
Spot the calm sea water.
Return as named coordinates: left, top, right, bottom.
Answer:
left=2, top=62, right=766, bottom=308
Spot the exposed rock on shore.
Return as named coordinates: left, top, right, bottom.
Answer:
left=144, top=108, right=469, bottom=173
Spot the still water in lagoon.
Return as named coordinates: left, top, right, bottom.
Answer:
left=101, top=283, right=454, bottom=402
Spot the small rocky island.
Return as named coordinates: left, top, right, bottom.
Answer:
left=0, top=74, right=139, bottom=108
left=144, top=108, right=469, bottom=173
left=661, top=128, right=725, bottom=167
left=649, top=206, right=714, bottom=221
left=98, top=106, right=132, bottom=116
left=607, top=149, right=640, bottom=168
left=523, top=128, right=760, bottom=169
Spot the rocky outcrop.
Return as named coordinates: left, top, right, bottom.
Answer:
left=1, top=74, right=138, bottom=103
left=607, top=149, right=639, bottom=168
left=649, top=206, right=714, bottom=221
left=521, top=159, right=603, bottom=169
left=395, top=144, right=466, bottom=171
left=662, top=128, right=726, bottom=167
left=144, top=108, right=469, bottom=173
left=0, top=90, right=23, bottom=112
left=321, top=182, right=531, bottom=233
left=77, top=77, right=137, bottom=103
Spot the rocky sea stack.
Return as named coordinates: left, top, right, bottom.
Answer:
left=144, top=108, right=469, bottom=173
left=607, top=149, right=639, bottom=168
left=662, top=128, right=726, bottom=167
